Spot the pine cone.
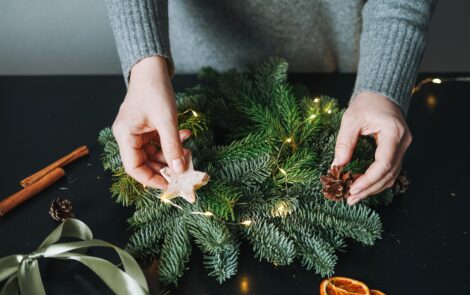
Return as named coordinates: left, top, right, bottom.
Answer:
left=394, top=172, right=411, bottom=195
left=49, top=197, right=75, bottom=221
left=320, top=166, right=361, bottom=201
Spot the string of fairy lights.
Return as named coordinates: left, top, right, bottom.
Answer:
left=411, top=76, right=470, bottom=94
left=149, top=75, right=470, bottom=227
left=152, top=101, right=332, bottom=226
left=144, top=108, right=257, bottom=226
left=275, top=97, right=331, bottom=195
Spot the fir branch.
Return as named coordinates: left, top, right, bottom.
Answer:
left=243, top=216, right=296, bottom=265
left=239, top=100, right=285, bottom=138
left=275, top=148, right=318, bottom=185
left=242, top=195, right=299, bottom=219
left=177, top=102, right=209, bottom=137
left=175, top=92, right=208, bottom=112
left=253, top=57, right=289, bottom=104
left=216, top=69, right=253, bottom=110
left=316, top=134, right=337, bottom=173
left=296, top=201, right=382, bottom=245
left=199, top=182, right=242, bottom=221
left=203, top=245, right=239, bottom=284
left=98, top=127, right=122, bottom=172
left=272, top=83, right=302, bottom=136
left=186, top=212, right=239, bottom=283
left=158, top=217, right=192, bottom=285
left=98, top=58, right=395, bottom=284
left=293, top=225, right=337, bottom=276
left=183, top=132, right=215, bottom=171
left=98, top=127, right=115, bottom=146
left=212, top=132, right=272, bottom=163
left=279, top=218, right=339, bottom=276
left=213, top=154, right=271, bottom=186
left=127, top=222, right=163, bottom=258
left=109, top=169, right=155, bottom=207
left=296, top=230, right=337, bottom=276
left=126, top=202, right=180, bottom=258
left=128, top=202, right=178, bottom=228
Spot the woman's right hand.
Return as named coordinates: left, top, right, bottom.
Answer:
left=112, top=56, right=189, bottom=190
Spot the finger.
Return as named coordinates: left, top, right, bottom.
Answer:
left=347, top=165, right=400, bottom=205
left=371, top=145, right=406, bottom=194
left=349, top=132, right=400, bottom=196
left=116, top=139, right=165, bottom=189
left=147, top=175, right=168, bottom=190
left=114, top=131, right=146, bottom=171
left=332, top=116, right=360, bottom=167
left=152, top=148, right=188, bottom=164
left=132, top=165, right=168, bottom=190
left=347, top=142, right=408, bottom=206
left=179, top=129, right=192, bottom=141
left=157, top=122, right=186, bottom=173
left=113, top=129, right=165, bottom=189
left=145, top=160, right=165, bottom=173
left=149, top=131, right=192, bottom=164
left=151, top=150, right=167, bottom=164
left=143, top=129, right=191, bottom=148
left=368, top=142, right=406, bottom=195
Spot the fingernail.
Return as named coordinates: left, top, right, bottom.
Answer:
left=332, top=157, right=340, bottom=166
left=347, top=197, right=357, bottom=206
left=172, top=157, right=185, bottom=173
left=181, top=130, right=191, bottom=141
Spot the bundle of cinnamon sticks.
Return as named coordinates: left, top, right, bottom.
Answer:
left=0, top=146, right=89, bottom=216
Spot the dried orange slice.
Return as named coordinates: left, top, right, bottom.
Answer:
left=320, top=276, right=370, bottom=295
left=370, top=290, right=385, bottom=295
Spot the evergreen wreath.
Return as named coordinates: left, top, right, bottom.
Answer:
left=99, top=58, right=394, bottom=285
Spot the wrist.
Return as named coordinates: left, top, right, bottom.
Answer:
left=129, top=56, right=170, bottom=86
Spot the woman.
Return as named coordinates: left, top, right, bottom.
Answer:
left=104, top=0, right=435, bottom=205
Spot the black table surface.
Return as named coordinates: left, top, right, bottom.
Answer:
left=1, top=73, right=469, bottom=294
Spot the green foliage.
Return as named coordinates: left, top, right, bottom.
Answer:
left=158, top=217, right=192, bottom=285
left=282, top=221, right=338, bottom=276
left=295, top=201, right=382, bottom=245
left=98, top=57, right=395, bottom=285
left=199, top=182, right=241, bottom=221
left=186, top=212, right=239, bottom=283
left=98, top=128, right=121, bottom=172
left=244, top=217, right=296, bottom=266
left=213, top=154, right=271, bottom=187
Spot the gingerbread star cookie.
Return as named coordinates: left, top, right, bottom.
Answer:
left=160, top=153, right=210, bottom=203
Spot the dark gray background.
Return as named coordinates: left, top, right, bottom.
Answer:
left=0, top=0, right=468, bottom=75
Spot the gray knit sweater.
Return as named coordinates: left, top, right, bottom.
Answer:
left=104, top=0, right=435, bottom=113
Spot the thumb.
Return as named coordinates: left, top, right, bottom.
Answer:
left=332, top=120, right=359, bottom=167
left=158, top=121, right=186, bottom=173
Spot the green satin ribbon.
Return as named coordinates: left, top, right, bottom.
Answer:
left=0, top=219, right=149, bottom=295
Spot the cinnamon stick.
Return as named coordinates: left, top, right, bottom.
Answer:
left=0, top=167, right=65, bottom=216
left=20, top=145, right=89, bottom=187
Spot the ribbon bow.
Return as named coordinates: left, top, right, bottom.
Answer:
left=0, top=219, right=149, bottom=295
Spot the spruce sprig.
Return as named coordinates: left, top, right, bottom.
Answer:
left=98, top=57, right=393, bottom=284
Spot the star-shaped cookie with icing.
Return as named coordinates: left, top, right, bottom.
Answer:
left=160, top=152, right=210, bottom=203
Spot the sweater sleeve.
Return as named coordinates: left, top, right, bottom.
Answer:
left=353, top=0, right=436, bottom=114
left=104, top=0, right=173, bottom=84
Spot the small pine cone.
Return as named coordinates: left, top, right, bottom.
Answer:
left=320, top=166, right=361, bottom=201
left=49, top=197, right=75, bottom=221
left=394, top=172, right=411, bottom=195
